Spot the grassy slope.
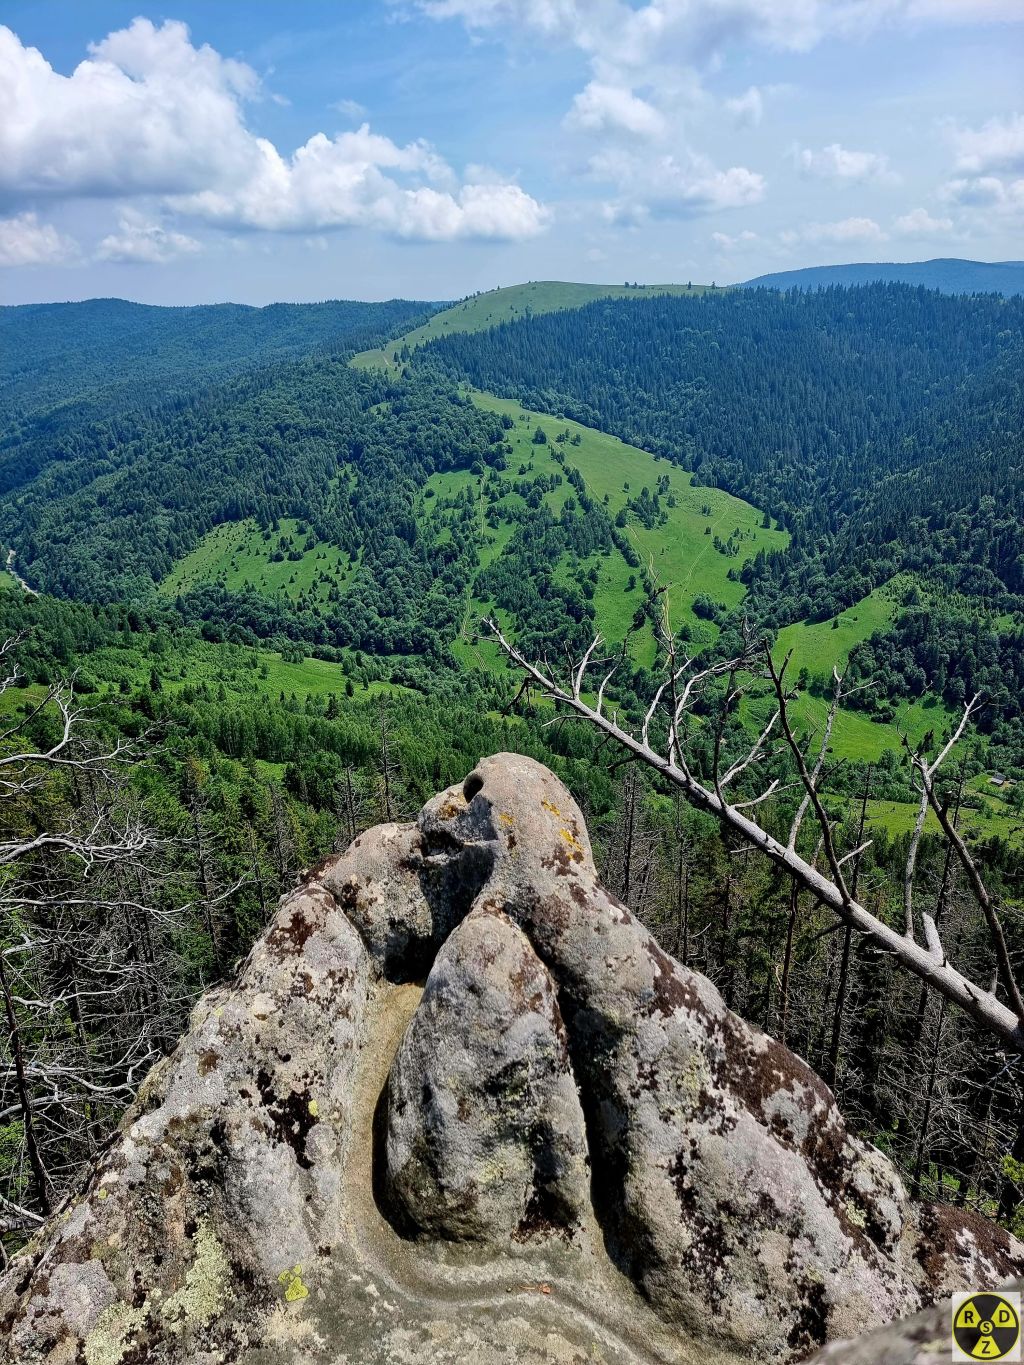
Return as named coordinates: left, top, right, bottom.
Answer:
left=351, top=281, right=708, bottom=370
left=155, top=389, right=787, bottom=673
left=161, top=517, right=354, bottom=604
left=155, top=278, right=1014, bottom=841
left=0, top=621, right=405, bottom=741
left=410, top=390, right=787, bottom=670
left=771, top=576, right=954, bottom=760
left=88, top=635, right=401, bottom=704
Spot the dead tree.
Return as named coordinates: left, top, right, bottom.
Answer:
left=0, top=638, right=219, bottom=1241
left=488, top=619, right=1024, bottom=1053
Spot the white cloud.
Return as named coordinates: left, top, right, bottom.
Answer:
left=173, top=126, right=548, bottom=239
left=725, top=87, right=764, bottom=128
left=413, top=3, right=1019, bottom=231
left=781, top=216, right=888, bottom=245
left=97, top=211, right=202, bottom=264
left=795, top=143, right=898, bottom=184
left=410, top=1, right=1023, bottom=69
left=892, top=206, right=953, bottom=236
left=0, top=20, right=260, bottom=201
left=0, top=211, right=78, bottom=266
left=950, top=113, right=1024, bottom=175
left=595, top=147, right=765, bottom=221
left=565, top=82, right=666, bottom=139
left=332, top=97, right=368, bottom=120
left=0, top=18, right=546, bottom=245
left=941, top=174, right=1024, bottom=217
left=712, top=229, right=759, bottom=249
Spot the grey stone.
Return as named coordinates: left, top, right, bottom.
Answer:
left=2, top=753, right=1021, bottom=1365
left=384, top=903, right=590, bottom=1244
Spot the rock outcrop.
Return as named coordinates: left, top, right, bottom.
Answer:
left=2, top=753, right=1021, bottom=1364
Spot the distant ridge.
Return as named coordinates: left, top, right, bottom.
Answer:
left=740, top=258, right=1024, bottom=297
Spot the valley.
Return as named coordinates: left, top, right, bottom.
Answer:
left=3, top=278, right=1018, bottom=847
left=2, top=277, right=1023, bottom=1300
left=4, top=8, right=1023, bottom=1357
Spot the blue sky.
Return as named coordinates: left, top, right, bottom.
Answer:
left=0, top=0, right=1021, bottom=305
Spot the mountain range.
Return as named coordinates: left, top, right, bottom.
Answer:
left=741, top=257, right=1024, bottom=295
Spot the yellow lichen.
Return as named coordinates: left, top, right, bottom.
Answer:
left=499, top=811, right=514, bottom=826
left=277, top=1264, right=310, bottom=1302
left=161, top=1220, right=229, bottom=1332
left=308, top=1099, right=319, bottom=1119
left=559, top=828, right=584, bottom=860
left=541, top=799, right=561, bottom=816
left=84, top=1302, right=146, bottom=1365
left=844, top=1201, right=867, bottom=1229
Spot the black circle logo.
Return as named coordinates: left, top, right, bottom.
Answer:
left=953, top=1294, right=1021, bottom=1360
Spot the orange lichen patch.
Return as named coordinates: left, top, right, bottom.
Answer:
left=438, top=798, right=465, bottom=820
left=499, top=812, right=515, bottom=826
left=541, top=799, right=561, bottom=816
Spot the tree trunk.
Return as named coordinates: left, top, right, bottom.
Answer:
left=0, top=951, right=50, bottom=1214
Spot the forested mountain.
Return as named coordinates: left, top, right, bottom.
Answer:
left=741, top=258, right=1024, bottom=296
left=0, top=358, right=512, bottom=661
left=419, top=285, right=1024, bottom=616
left=0, top=296, right=437, bottom=499
left=2, top=280, right=1024, bottom=1270
left=0, top=296, right=438, bottom=419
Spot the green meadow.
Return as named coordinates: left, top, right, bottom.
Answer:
left=161, top=517, right=354, bottom=604
left=462, top=390, right=788, bottom=663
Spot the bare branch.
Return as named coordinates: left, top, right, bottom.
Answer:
left=489, top=619, right=1024, bottom=1052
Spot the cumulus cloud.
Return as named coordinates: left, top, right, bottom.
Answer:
left=565, top=82, right=666, bottom=139
left=794, top=143, right=898, bottom=184
left=414, top=2, right=1024, bottom=227
left=950, top=113, right=1024, bottom=175
left=941, top=174, right=1024, bottom=217
left=0, top=20, right=259, bottom=202
left=0, top=212, right=78, bottom=266
left=595, top=147, right=765, bottom=222
left=0, top=18, right=546, bottom=245
left=97, top=211, right=202, bottom=263
left=725, top=87, right=764, bottom=128
left=409, top=0, right=1022, bottom=68
left=712, top=229, right=759, bottom=249
left=171, top=125, right=547, bottom=239
left=892, top=206, right=953, bottom=236
left=781, top=216, right=888, bottom=245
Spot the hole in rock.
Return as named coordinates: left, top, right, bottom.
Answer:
left=463, top=772, right=484, bottom=801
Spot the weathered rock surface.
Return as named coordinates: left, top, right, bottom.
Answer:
left=2, top=752, right=1021, bottom=1365
left=384, top=904, right=591, bottom=1244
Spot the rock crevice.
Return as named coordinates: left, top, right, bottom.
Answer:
left=2, top=753, right=1021, bottom=1364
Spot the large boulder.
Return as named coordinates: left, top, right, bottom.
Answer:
left=383, top=903, right=591, bottom=1244
left=2, top=753, right=1021, bottom=1364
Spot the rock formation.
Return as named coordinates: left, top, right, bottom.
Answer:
left=2, top=753, right=1021, bottom=1364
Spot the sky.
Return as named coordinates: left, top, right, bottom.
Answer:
left=0, top=0, right=1021, bottom=306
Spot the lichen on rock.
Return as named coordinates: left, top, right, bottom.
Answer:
left=2, top=753, right=1021, bottom=1365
